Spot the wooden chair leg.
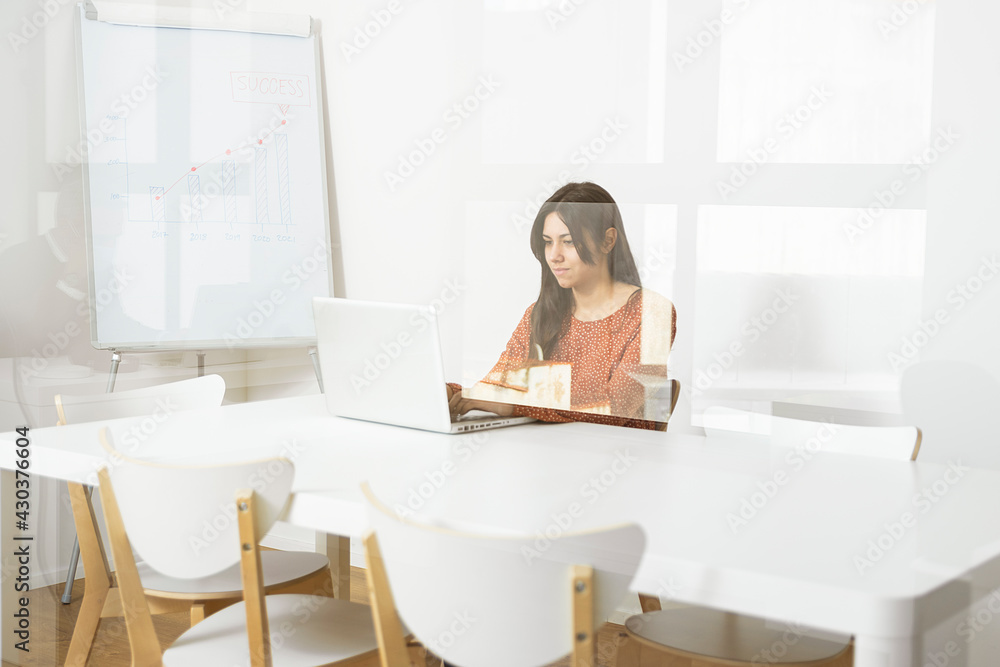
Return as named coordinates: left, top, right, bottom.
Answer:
left=571, top=565, right=595, bottom=667
left=638, top=594, right=662, bottom=613
left=97, top=468, right=163, bottom=667
left=188, top=598, right=240, bottom=626
left=317, top=533, right=352, bottom=599
left=64, top=578, right=111, bottom=667
left=608, top=632, right=639, bottom=667
left=65, top=482, right=115, bottom=667
left=189, top=603, right=206, bottom=626
left=270, top=563, right=335, bottom=598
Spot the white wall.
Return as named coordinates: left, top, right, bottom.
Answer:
left=2, top=0, right=999, bottom=597
left=255, top=0, right=998, bottom=424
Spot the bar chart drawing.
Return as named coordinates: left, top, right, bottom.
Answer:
left=276, top=134, right=291, bottom=227
left=79, top=9, right=331, bottom=349
left=187, top=174, right=202, bottom=224
left=254, top=147, right=269, bottom=225
left=150, top=186, right=165, bottom=223
left=223, top=160, right=237, bottom=224
left=107, top=116, right=299, bottom=231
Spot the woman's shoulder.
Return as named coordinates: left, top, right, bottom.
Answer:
left=511, top=301, right=536, bottom=331
left=637, top=288, right=674, bottom=315
left=635, top=288, right=676, bottom=350
left=615, top=286, right=673, bottom=317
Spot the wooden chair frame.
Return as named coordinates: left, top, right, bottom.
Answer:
left=65, top=478, right=333, bottom=665
left=97, top=461, right=380, bottom=667
left=61, top=392, right=333, bottom=666
left=97, top=465, right=282, bottom=667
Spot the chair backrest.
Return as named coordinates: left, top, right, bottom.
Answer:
left=362, top=483, right=645, bottom=667
left=703, top=406, right=921, bottom=461
left=98, top=428, right=293, bottom=580
left=667, top=378, right=680, bottom=416
left=901, top=360, right=1000, bottom=467
left=55, top=374, right=226, bottom=425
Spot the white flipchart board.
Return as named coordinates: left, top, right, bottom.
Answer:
left=76, top=3, right=333, bottom=350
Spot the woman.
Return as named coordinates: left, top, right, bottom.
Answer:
left=449, top=182, right=676, bottom=430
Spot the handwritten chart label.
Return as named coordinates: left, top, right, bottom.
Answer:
left=231, top=72, right=311, bottom=107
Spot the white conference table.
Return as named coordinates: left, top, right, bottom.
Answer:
left=3, top=394, right=1000, bottom=667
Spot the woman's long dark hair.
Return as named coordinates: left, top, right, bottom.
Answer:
left=528, top=182, right=641, bottom=360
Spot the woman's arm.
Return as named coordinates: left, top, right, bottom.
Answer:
left=448, top=390, right=516, bottom=417
left=605, top=296, right=676, bottom=423
left=448, top=306, right=534, bottom=417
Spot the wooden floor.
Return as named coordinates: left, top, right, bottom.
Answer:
left=4, top=567, right=630, bottom=667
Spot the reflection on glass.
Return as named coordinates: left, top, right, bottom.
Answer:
left=481, top=0, right=667, bottom=165
left=717, top=0, right=935, bottom=164
left=451, top=183, right=675, bottom=429
left=692, top=205, right=926, bottom=405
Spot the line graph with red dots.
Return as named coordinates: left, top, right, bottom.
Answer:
left=91, top=66, right=318, bottom=231
left=110, top=110, right=296, bottom=231
left=156, top=117, right=289, bottom=202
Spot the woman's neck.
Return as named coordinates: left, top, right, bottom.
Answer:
left=572, top=278, right=624, bottom=321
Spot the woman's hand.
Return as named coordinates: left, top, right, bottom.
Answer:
left=447, top=386, right=515, bottom=418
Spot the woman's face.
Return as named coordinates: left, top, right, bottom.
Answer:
left=542, top=212, right=606, bottom=290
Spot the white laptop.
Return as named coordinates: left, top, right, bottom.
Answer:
left=312, top=297, right=534, bottom=434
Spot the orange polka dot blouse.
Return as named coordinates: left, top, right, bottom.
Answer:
left=488, top=289, right=676, bottom=430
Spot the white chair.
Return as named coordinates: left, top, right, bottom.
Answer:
left=96, top=427, right=380, bottom=667
left=621, top=407, right=922, bottom=667
left=55, top=375, right=229, bottom=426
left=361, top=482, right=646, bottom=667
left=901, top=360, right=1000, bottom=468
left=702, top=406, right=921, bottom=460
left=58, top=375, right=332, bottom=667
